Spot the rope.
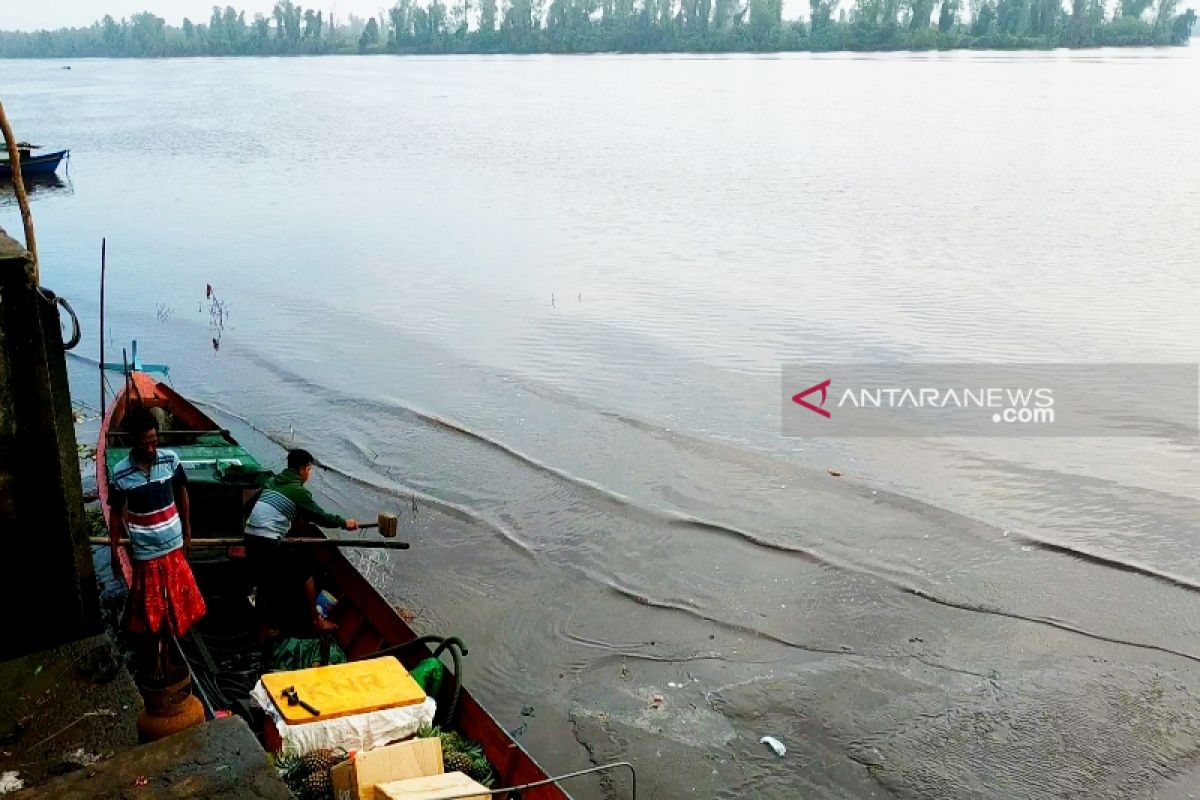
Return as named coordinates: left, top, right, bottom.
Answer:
left=0, top=96, right=38, bottom=282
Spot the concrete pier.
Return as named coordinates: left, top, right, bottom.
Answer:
left=15, top=714, right=292, bottom=799
left=0, top=226, right=100, bottom=659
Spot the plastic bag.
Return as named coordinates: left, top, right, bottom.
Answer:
left=269, top=637, right=348, bottom=672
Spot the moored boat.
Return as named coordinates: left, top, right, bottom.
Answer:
left=97, top=367, right=608, bottom=799
left=0, top=144, right=69, bottom=178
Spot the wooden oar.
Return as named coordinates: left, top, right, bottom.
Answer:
left=89, top=537, right=410, bottom=550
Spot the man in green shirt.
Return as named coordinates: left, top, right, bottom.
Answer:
left=245, top=449, right=358, bottom=635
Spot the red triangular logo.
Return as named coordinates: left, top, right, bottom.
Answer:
left=792, top=379, right=832, bottom=418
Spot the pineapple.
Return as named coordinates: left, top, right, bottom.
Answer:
left=274, top=753, right=304, bottom=780
left=443, top=750, right=474, bottom=774
left=281, top=770, right=308, bottom=799
left=465, top=755, right=493, bottom=784
left=439, top=730, right=467, bottom=753
left=301, top=748, right=345, bottom=775
left=438, top=731, right=494, bottom=785
left=300, top=767, right=332, bottom=800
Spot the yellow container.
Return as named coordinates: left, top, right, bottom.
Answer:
left=261, top=656, right=427, bottom=724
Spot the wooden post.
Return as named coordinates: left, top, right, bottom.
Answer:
left=0, top=226, right=100, bottom=660
left=0, top=97, right=38, bottom=281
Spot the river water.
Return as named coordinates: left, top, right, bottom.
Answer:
left=2, top=49, right=1199, bottom=798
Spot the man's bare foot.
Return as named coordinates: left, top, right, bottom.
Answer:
left=312, top=616, right=338, bottom=633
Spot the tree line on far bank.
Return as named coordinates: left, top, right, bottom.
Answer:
left=0, top=0, right=1194, bottom=58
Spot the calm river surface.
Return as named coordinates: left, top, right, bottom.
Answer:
left=2, top=49, right=1199, bottom=798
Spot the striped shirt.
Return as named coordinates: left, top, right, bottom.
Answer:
left=108, top=450, right=187, bottom=561
left=245, top=488, right=298, bottom=539
left=245, top=468, right=346, bottom=540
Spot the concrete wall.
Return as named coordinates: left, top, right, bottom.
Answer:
left=0, top=226, right=100, bottom=659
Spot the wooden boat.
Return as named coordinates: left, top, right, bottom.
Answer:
left=98, top=369, right=603, bottom=799
left=0, top=144, right=68, bottom=178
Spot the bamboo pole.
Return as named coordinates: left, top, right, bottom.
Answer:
left=88, top=536, right=410, bottom=550
left=99, top=238, right=106, bottom=414
left=0, top=97, right=38, bottom=283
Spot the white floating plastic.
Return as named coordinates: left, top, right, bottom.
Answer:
left=760, top=735, right=786, bottom=757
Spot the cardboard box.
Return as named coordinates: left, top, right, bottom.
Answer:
left=374, top=772, right=489, bottom=800
left=331, top=737, right=444, bottom=800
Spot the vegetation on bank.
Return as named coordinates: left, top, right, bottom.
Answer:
left=0, top=0, right=1194, bottom=57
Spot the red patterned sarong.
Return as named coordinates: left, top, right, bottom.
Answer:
left=124, top=549, right=207, bottom=636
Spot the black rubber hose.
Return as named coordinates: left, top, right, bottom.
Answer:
left=361, top=635, right=468, bottom=726
left=431, top=638, right=464, bottom=726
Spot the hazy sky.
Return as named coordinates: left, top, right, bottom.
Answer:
left=3, top=2, right=393, bottom=31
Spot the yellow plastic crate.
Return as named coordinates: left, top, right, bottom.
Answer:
left=261, top=656, right=427, bottom=724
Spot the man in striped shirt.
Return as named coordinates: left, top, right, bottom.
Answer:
left=245, top=448, right=358, bottom=635
left=108, top=407, right=206, bottom=679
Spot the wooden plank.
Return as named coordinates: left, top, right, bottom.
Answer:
left=375, top=772, right=487, bottom=800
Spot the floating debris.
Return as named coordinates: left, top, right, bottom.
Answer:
left=63, top=747, right=101, bottom=767
left=760, top=735, right=786, bottom=757
left=0, top=771, right=23, bottom=794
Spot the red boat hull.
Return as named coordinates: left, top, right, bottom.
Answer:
left=98, top=372, right=571, bottom=799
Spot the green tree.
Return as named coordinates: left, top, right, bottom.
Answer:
left=1171, top=7, right=1195, bottom=40
left=503, top=0, right=536, bottom=46
left=251, top=13, right=271, bottom=47
left=811, top=0, right=837, bottom=31
left=749, top=0, right=784, bottom=35
left=389, top=0, right=414, bottom=45
left=1119, top=0, right=1153, bottom=17
left=129, top=11, right=166, bottom=55
left=712, top=0, right=736, bottom=28
left=0, top=0, right=1196, bottom=56
left=359, top=15, right=381, bottom=48
left=907, top=0, right=937, bottom=28
left=972, top=0, right=997, bottom=32
left=479, top=0, right=499, bottom=36
left=996, top=0, right=1029, bottom=33
left=937, top=0, right=958, bottom=30
left=101, top=14, right=125, bottom=51
left=1152, top=0, right=1177, bottom=29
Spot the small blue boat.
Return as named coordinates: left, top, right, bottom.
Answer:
left=0, top=144, right=69, bottom=178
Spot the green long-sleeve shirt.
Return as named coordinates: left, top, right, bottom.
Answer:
left=244, top=468, right=346, bottom=538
